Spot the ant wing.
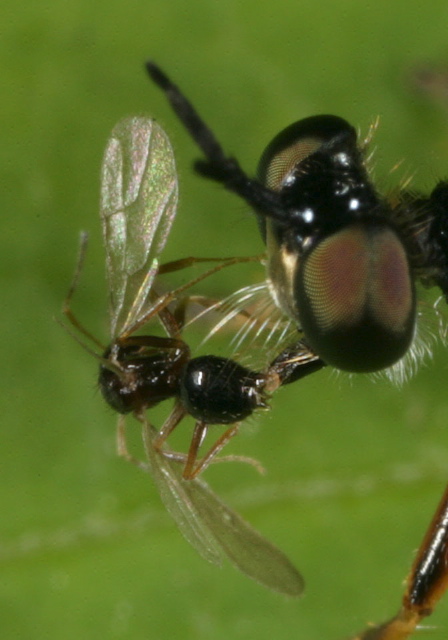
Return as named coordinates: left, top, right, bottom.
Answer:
left=141, top=420, right=304, bottom=597
left=141, top=419, right=222, bottom=565
left=100, top=117, right=178, bottom=338
left=182, top=474, right=305, bottom=597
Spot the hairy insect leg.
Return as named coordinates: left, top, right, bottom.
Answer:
left=349, top=483, right=448, bottom=640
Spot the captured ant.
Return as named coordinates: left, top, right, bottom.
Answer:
left=62, top=116, right=314, bottom=597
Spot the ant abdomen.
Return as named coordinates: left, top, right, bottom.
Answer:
left=180, top=356, right=268, bottom=424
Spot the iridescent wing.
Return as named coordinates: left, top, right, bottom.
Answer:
left=100, top=117, right=178, bottom=338
left=141, top=419, right=304, bottom=597
left=100, top=116, right=303, bottom=596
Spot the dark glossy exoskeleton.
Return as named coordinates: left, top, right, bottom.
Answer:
left=99, top=336, right=189, bottom=414
left=347, top=482, right=448, bottom=640
left=94, top=115, right=274, bottom=475
left=258, top=115, right=416, bottom=373
left=99, top=330, right=271, bottom=481
left=99, top=337, right=265, bottom=424
left=144, top=63, right=448, bottom=638
left=146, top=62, right=448, bottom=380
left=63, top=116, right=308, bottom=597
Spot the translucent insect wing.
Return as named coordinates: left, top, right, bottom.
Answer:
left=100, top=117, right=179, bottom=337
left=182, top=474, right=304, bottom=596
left=141, top=421, right=304, bottom=597
left=141, top=421, right=223, bottom=565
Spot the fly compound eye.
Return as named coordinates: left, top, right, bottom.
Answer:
left=260, top=135, right=321, bottom=191
left=258, top=115, right=357, bottom=191
left=296, top=222, right=416, bottom=372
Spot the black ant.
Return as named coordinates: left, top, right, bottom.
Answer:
left=62, top=116, right=318, bottom=597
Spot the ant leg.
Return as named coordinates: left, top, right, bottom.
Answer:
left=160, top=442, right=265, bottom=477
left=61, top=232, right=106, bottom=350
left=181, top=421, right=209, bottom=478
left=152, top=401, right=188, bottom=452
left=158, top=254, right=264, bottom=276
left=117, top=334, right=188, bottom=353
left=151, top=285, right=250, bottom=340
left=183, top=423, right=240, bottom=480
left=182, top=423, right=266, bottom=479
left=124, top=255, right=264, bottom=338
left=116, top=415, right=147, bottom=471
left=165, top=292, right=255, bottom=345
left=177, top=293, right=256, bottom=334
left=157, top=255, right=264, bottom=333
left=153, top=293, right=185, bottom=339
left=198, top=453, right=266, bottom=476
left=153, top=401, right=264, bottom=476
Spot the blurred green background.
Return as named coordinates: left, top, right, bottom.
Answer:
left=3, top=1, right=448, bottom=638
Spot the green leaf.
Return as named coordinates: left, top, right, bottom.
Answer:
left=3, top=1, right=448, bottom=638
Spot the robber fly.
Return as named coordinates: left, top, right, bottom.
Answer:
left=144, top=63, right=448, bottom=639
left=62, top=116, right=307, bottom=597
left=146, top=62, right=448, bottom=384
